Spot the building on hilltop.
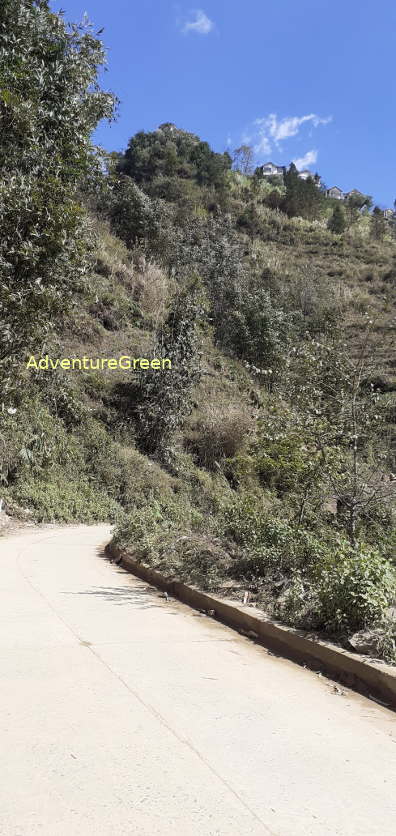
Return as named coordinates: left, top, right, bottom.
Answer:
left=258, top=162, right=284, bottom=177
left=298, top=169, right=313, bottom=181
left=298, top=170, right=322, bottom=188
left=326, top=186, right=344, bottom=200
left=382, top=208, right=395, bottom=220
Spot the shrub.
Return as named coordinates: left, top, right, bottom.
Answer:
left=113, top=504, right=172, bottom=558
left=154, top=534, right=231, bottom=591
left=186, top=402, right=252, bottom=470
left=113, top=490, right=199, bottom=558
left=367, top=621, right=396, bottom=664
left=314, top=545, right=395, bottom=633
left=223, top=289, right=290, bottom=375
left=107, top=175, right=156, bottom=248
left=137, top=263, right=172, bottom=326
left=0, top=397, right=80, bottom=486
left=9, top=478, right=121, bottom=523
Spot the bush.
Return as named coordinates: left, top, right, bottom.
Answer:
left=107, top=176, right=156, bottom=248
left=221, top=497, right=327, bottom=576
left=154, top=534, right=231, bottom=591
left=137, top=263, right=171, bottom=326
left=0, top=397, right=79, bottom=486
left=314, top=545, right=395, bottom=633
left=113, top=490, right=199, bottom=558
left=223, top=289, right=290, bottom=375
left=132, top=282, right=203, bottom=458
left=9, top=478, right=121, bottom=523
left=186, top=402, right=252, bottom=470
left=113, top=504, right=172, bottom=558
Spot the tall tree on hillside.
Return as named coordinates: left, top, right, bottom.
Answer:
left=283, top=164, right=323, bottom=220
left=282, top=163, right=301, bottom=217
left=370, top=206, right=386, bottom=241
left=344, top=191, right=373, bottom=226
left=232, top=145, right=255, bottom=175
left=0, top=0, right=115, bottom=389
left=133, top=280, right=204, bottom=460
left=328, top=204, right=346, bottom=234
left=286, top=329, right=394, bottom=545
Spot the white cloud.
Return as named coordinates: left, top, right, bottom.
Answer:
left=181, top=10, right=214, bottom=35
left=250, top=112, right=332, bottom=156
left=254, top=133, right=272, bottom=155
left=293, top=149, right=318, bottom=170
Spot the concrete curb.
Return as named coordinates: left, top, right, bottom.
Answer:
left=106, top=543, right=396, bottom=710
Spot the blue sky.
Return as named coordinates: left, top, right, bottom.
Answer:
left=53, top=1, right=395, bottom=207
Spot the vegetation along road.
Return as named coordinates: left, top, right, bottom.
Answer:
left=0, top=525, right=395, bottom=836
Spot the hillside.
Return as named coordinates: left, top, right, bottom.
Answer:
left=1, top=3, right=395, bottom=663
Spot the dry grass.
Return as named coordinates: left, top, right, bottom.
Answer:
left=185, top=400, right=254, bottom=470
left=137, top=261, right=173, bottom=328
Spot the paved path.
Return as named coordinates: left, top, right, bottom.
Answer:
left=0, top=525, right=395, bottom=835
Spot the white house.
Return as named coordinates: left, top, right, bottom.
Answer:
left=326, top=186, right=344, bottom=200
left=383, top=208, right=394, bottom=220
left=298, top=169, right=313, bottom=181
left=259, top=162, right=284, bottom=177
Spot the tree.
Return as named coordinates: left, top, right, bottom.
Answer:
left=0, top=0, right=115, bottom=388
left=344, top=192, right=373, bottom=226
left=119, top=125, right=231, bottom=190
left=347, top=192, right=372, bottom=211
left=264, top=190, right=283, bottom=211
left=282, top=164, right=323, bottom=220
left=232, top=145, right=254, bottom=175
left=132, top=280, right=203, bottom=459
left=225, top=288, right=290, bottom=381
left=370, top=206, right=386, bottom=241
left=286, top=329, right=394, bottom=545
left=301, top=175, right=324, bottom=220
left=107, top=176, right=155, bottom=248
left=328, top=204, right=346, bottom=234
left=282, top=163, right=301, bottom=217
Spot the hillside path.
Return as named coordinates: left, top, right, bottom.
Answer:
left=0, top=525, right=395, bottom=835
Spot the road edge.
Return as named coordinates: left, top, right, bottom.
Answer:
left=106, top=542, right=396, bottom=710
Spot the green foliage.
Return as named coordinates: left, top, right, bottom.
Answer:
left=254, top=403, right=327, bottom=524
left=224, top=288, right=290, bottom=374
left=0, top=0, right=115, bottom=383
left=371, top=206, right=386, bottom=241
left=128, top=282, right=204, bottom=458
left=328, top=204, right=346, bottom=234
left=283, top=163, right=324, bottom=220
left=1, top=15, right=394, bottom=668
left=284, top=334, right=394, bottom=544
left=106, top=175, right=156, bottom=248
left=222, top=496, right=290, bottom=551
left=11, top=477, right=121, bottom=523
left=114, top=503, right=174, bottom=558
left=313, top=545, right=395, bottom=633
left=118, top=123, right=231, bottom=190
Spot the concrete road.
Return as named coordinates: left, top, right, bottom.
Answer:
left=0, top=526, right=395, bottom=836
